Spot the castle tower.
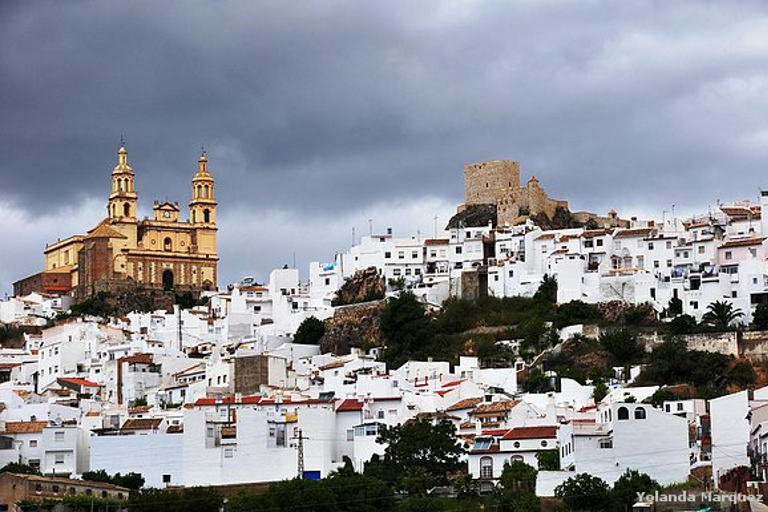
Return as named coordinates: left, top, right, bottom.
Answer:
left=107, top=143, right=138, bottom=221
left=189, top=150, right=218, bottom=256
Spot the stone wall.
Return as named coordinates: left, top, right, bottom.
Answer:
left=462, top=159, right=568, bottom=227
left=739, top=330, right=768, bottom=359
left=641, top=331, right=739, bottom=356
left=234, top=355, right=270, bottom=395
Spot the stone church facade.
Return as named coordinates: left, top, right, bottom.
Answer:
left=15, top=144, right=218, bottom=299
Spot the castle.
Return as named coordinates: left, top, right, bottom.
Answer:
left=14, top=144, right=218, bottom=298
left=452, top=159, right=627, bottom=230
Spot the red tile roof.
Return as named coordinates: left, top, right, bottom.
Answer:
left=120, top=354, right=153, bottom=364
left=424, top=239, right=449, bottom=246
left=441, top=379, right=465, bottom=388
left=121, top=418, right=162, bottom=431
left=447, top=397, right=483, bottom=412
left=501, top=426, right=558, bottom=440
left=3, top=421, right=48, bottom=434
left=336, top=399, right=363, bottom=412
left=614, top=228, right=655, bottom=239
left=58, top=377, right=100, bottom=388
left=720, top=238, right=766, bottom=249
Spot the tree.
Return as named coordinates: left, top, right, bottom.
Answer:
left=498, top=460, right=537, bottom=492
left=701, top=300, right=744, bottom=331
left=729, top=361, right=757, bottom=387
left=555, top=473, right=611, bottom=512
left=753, top=302, right=768, bottom=331
left=555, top=300, right=603, bottom=328
left=325, top=472, right=394, bottom=512
left=128, top=487, right=222, bottom=512
left=293, top=316, right=325, bottom=345
left=0, top=462, right=40, bottom=475
left=82, top=469, right=144, bottom=490
left=599, top=328, right=645, bottom=365
left=536, top=450, right=560, bottom=471
left=668, top=314, right=697, bottom=336
left=667, top=296, right=683, bottom=317
left=369, top=417, right=465, bottom=494
left=534, top=274, right=558, bottom=304
left=379, top=291, right=433, bottom=367
left=612, top=469, right=660, bottom=512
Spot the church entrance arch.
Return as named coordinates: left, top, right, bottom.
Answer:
left=162, top=269, right=174, bottom=290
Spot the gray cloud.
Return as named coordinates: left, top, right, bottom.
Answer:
left=3, top=1, right=768, bottom=293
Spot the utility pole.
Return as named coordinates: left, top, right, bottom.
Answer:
left=295, top=428, right=305, bottom=479
left=177, top=306, right=182, bottom=353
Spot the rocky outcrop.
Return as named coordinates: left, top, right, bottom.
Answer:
left=332, top=267, right=385, bottom=306
left=320, top=301, right=385, bottom=355
left=446, top=204, right=497, bottom=229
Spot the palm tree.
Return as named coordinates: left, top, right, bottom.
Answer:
left=701, top=300, right=744, bottom=331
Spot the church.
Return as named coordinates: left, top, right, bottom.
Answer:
left=14, top=144, right=218, bottom=299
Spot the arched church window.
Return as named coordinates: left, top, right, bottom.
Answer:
left=204, top=209, right=210, bottom=223
left=117, top=178, right=123, bottom=192
left=164, top=237, right=172, bottom=252
left=197, top=185, right=203, bottom=198
left=204, top=185, right=210, bottom=199
left=123, top=203, right=130, bottom=217
left=192, top=211, right=196, bottom=223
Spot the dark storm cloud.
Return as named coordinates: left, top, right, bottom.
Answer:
left=3, top=0, right=768, bottom=292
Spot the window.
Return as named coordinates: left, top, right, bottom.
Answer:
left=224, top=448, right=234, bottom=458
left=541, top=440, right=548, bottom=447
left=725, top=251, right=733, bottom=260
left=54, top=431, right=65, bottom=442
left=584, top=240, right=594, bottom=248
left=347, top=429, right=354, bottom=442
left=480, top=457, right=493, bottom=479
left=732, top=291, right=738, bottom=298
left=384, top=252, right=391, bottom=259
left=617, top=407, right=629, bottom=420
left=634, top=407, right=646, bottom=420
left=29, top=440, right=37, bottom=448
left=691, top=301, right=699, bottom=310
left=392, top=268, right=401, bottom=276
left=324, top=278, right=330, bottom=286
left=412, top=251, right=418, bottom=259
left=666, top=241, right=672, bottom=249
left=666, top=259, right=672, bottom=268
left=513, top=441, right=520, bottom=448
left=163, top=474, right=171, bottom=484
left=599, top=438, right=613, bottom=449
left=677, top=403, right=683, bottom=411
left=377, top=410, right=385, bottom=419
left=398, top=251, right=405, bottom=260
left=596, top=239, right=604, bottom=247
left=405, top=268, right=411, bottom=275
left=654, top=260, right=660, bottom=269
left=55, top=453, right=65, bottom=464
left=665, top=404, right=671, bottom=412
left=52, top=485, right=60, bottom=493
left=455, top=246, right=462, bottom=254
left=698, top=246, right=705, bottom=254
left=648, top=242, right=654, bottom=250
left=414, top=268, right=421, bottom=275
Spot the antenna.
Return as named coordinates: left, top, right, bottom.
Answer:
left=294, top=428, right=306, bottom=478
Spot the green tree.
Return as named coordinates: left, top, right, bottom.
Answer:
left=0, top=462, right=40, bottom=475
left=379, top=292, right=433, bottom=367
left=555, top=300, right=603, bottom=328
left=667, top=296, right=683, bottom=317
left=128, top=487, right=222, bottom=512
left=701, top=300, right=744, bottom=331
left=555, top=473, right=611, bottom=512
left=668, top=314, right=697, bottom=336
left=729, top=361, right=757, bottom=387
left=81, top=469, right=112, bottom=483
left=534, top=274, right=558, bottom=304
left=498, top=460, right=537, bottom=492
left=369, top=417, right=465, bottom=495
left=293, top=316, right=326, bottom=345
left=496, top=489, right=541, bottom=512
left=325, top=472, right=395, bottom=512
left=536, top=450, right=560, bottom=471
left=599, top=328, right=645, bottom=365
left=112, top=472, right=145, bottom=490
left=753, top=302, right=768, bottom=331
left=612, top=469, right=660, bottom=512
left=522, top=368, right=550, bottom=393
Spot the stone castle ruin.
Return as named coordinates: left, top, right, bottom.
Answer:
left=449, top=159, right=627, bottom=230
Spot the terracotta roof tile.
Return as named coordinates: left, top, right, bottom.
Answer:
left=720, top=238, right=765, bottom=249
left=121, top=418, right=162, bottom=431
left=614, top=228, right=655, bottom=239
left=471, top=400, right=519, bottom=415
left=501, top=425, right=558, bottom=440
left=446, top=397, right=483, bottom=411
left=3, top=421, right=49, bottom=434
left=336, top=398, right=363, bottom=412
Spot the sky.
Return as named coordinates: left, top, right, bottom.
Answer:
left=2, top=0, right=768, bottom=295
